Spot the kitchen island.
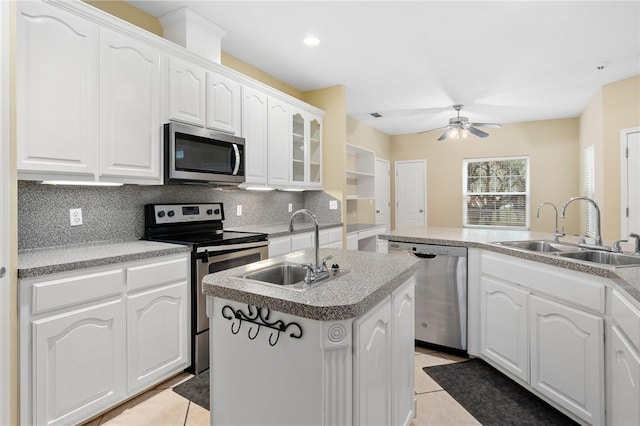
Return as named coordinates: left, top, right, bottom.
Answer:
left=202, top=248, right=420, bottom=426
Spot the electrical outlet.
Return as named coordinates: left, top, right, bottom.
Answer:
left=237, top=205, right=242, bottom=216
left=329, top=200, right=338, bottom=210
left=70, top=208, right=83, bottom=226
left=288, top=203, right=292, bottom=213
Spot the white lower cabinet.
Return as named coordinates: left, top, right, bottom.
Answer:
left=33, top=299, right=126, bottom=426
left=610, top=325, right=640, bottom=426
left=480, top=277, right=529, bottom=383
left=479, top=251, right=605, bottom=426
left=354, top=277, right=415, bottom=426
left=20, top=253, right=190, bottom=426
left=126, top=281, right=189, bottom=394
left=529, top=295, right=603, bottom=425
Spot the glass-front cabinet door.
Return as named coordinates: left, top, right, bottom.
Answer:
left=291, top=111, right=306, bottom=186
left=308, top=115, right=322, bottom=188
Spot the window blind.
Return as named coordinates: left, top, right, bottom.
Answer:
left=583, top=144, right=596, bottom=238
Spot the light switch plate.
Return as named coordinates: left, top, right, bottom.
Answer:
left=237, top=205, right=242, bottom=216
left=288, top=203, right=293, bottom=213
left=70, top=208, right=83, bottom=226
left=329, top=200, right=338, bottom=210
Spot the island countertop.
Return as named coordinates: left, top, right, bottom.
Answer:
left=202, top=248, right=420, bottom=321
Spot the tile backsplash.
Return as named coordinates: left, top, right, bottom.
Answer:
left=18, top=181, right=341, bottom=250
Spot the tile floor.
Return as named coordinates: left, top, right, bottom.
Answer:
left=82, top=346, right=479, bottom=426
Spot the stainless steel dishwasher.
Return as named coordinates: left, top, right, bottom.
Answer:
left=388, top=241, right=468, bottom=352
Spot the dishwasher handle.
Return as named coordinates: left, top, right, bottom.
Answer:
left=413, top=253, right=437, bottom=259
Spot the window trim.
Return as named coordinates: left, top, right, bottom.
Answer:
left=462, top=156, right=531, bottom=230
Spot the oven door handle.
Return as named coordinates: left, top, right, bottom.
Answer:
left=196, top=240, right=268, bottom=253
left=232, top=144, right=240, bottom=176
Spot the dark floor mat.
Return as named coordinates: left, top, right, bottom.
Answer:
left=172, top=370, right=210, bottom=410
left=424, top=358, right=578, bottom=426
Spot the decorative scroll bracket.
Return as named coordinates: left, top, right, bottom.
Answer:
left=221, top=304, right=303, bottom=347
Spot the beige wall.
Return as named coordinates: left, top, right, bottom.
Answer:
left=391, top=118, right=580, bottom=233
left=580, top=75, right=640, bottom=241
left=345, top=116, right=392, bottom=224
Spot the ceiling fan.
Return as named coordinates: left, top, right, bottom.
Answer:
left=419, top=104, right=502, bottom=141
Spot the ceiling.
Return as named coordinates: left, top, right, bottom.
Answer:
left=128, top=1, right=640, bottom=136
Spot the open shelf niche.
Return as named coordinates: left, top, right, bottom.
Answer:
left=346, top=143, right=375, bottom=200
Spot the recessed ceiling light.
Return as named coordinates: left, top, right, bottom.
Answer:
left=303, top=35, right=320, bottom=46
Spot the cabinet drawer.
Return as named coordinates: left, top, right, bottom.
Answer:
left=31, top=269, right=124, bottom=315
left=127, top=256, right=189, bottom=293
left=611, top=290, right=640, bottom=350
left=358, top=228, right=379, bottom=240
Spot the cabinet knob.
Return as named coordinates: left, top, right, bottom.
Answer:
left=0, top=267, right=5, bottom=278
left=419, top=209, right=424, bottom=213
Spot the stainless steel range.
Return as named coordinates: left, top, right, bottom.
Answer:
left=144, top=203, right=268, bottom=374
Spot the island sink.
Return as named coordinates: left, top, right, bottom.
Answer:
left=243, top=262, right=308, bottom=285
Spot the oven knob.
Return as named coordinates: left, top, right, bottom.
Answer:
left=157, top=211, right=165, bottom=218
left=167, top=210, right=175, bottom=217
left=214, top=208, right=220, bottom=215
left=207, top=209, right=213, bottom=215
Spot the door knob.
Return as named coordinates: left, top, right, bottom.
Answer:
left=0, top=267, right=5, bottom=278
left=376, top=210, right=380, bottom=213
left=419, top=209, right=424, bottom=213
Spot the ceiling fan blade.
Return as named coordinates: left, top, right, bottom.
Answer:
left=469, top=122, right=502, bottom=128
left=417, top=125, right=449, bottom=135
left=468, top=126, right=490, bottom=138
left=437, top=128, right=457, bottom=141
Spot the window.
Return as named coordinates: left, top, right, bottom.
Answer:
left=463, top=157, right=530, bottom=229
left=582, top=144, right=596, bottom=237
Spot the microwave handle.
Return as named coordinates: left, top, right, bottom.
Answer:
left=232, top=144, right=240, bottom=175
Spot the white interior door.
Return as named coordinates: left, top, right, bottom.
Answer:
left=621, top=127, right=640, bottom=237
left=395, top=160, right=427, bottom=229
left=1, top=1, right=10, bottom=423
left=375, top=158, right=390, bottom=228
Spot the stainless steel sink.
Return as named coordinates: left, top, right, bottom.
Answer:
left=494, top=240, right=580, bottom=253
left=239, top=262, right=348, bottom=291
left=243, top=262, right=309, bottom=286
left=555, top=251, right=640, bottom=267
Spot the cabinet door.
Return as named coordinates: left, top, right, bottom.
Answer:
left=241, top=86, right=268, bottom=185
left=346, top=233, right=358, bottom=251
left=267, top=97, right=290, bottom=186
left=610, top=326, right=640, bottom=426
left=480, top=277, right=529, bottom=382
left=391, top=279, right=415, bottom=426
left=290, top=108, right=307, bottom=187
left=206, top=72, right=241, bottom=135
left=33, top=300, right=125, bottom=426
left=99, top=28, right=162, bottom=183
left=529, top=295, right=604, bottom=425
left=354, top=296, right=392, bottom=426
left=168, top=57, right=206, bottom=126
left=16, top=2, right=98, bottom=178
left=308, top=114, right=322, bottom=188
left=127, top=281, right=190, bottom=394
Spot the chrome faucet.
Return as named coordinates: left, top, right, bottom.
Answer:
left=560, top=197, right=603, bottom=247
left=289, top=209, right=332, bottom=283
left=536, top=202, right=564, bottom=243
left=629, top=233, right=640, bottom=255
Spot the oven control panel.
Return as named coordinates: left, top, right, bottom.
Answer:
left=151, top=203, right=224, bottom=224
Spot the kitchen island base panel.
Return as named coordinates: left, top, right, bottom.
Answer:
left=208, top=276, right=415, bottom=426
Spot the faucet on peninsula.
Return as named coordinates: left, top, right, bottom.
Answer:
left=536, top=202, right=564, bottom=243
left=560, top=196, right=603, bottom=248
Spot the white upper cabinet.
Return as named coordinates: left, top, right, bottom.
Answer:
left=289, top=107, right=322, bottom=189
left=206, top=71, right=241, bottom=135
left=241, top=86, right=268, bottom=185
left=16, top=2, right=98, bottom=178
left=99, top=28, right=162, bottom=183
left=267, top=97, right=291, bottom=187
left=167, top=57, right=206, bottom=127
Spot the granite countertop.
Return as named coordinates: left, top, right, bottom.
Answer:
left=202, top=248, right=420, bottom=321
left=229, top=222, right=343, bottom=238
left=18, top=240, right=191, bottom=279
left=379, top=226, right=640, bottom=302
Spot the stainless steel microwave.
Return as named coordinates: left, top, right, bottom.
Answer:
left=164, top=122, right=245, bottom=185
